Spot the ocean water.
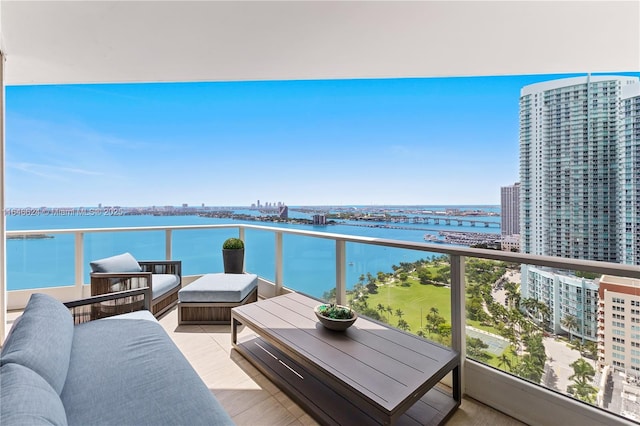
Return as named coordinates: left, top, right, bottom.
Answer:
left=6, top=206, right=500, bottom=297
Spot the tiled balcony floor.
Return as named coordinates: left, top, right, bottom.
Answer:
left=5, top=306, right=524, bottom=425
left=154, top=306, right=524, bottom=426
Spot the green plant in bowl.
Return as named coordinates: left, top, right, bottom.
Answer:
left=314, top=303, right=357, bottom=330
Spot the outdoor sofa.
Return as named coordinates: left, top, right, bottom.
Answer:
left=89, top=252, right=181, bottom=318
left=0, top=289, right=234, bottom=426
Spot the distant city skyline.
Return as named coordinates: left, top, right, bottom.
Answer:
left=6, top=72, right=640, bottom=207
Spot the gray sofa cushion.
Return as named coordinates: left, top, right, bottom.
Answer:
left=151, top=273, right=180, bottom=299
left=0, top=363, right=68, bottom=426
left=102, top=310, right=157, bottom=322
left=61, top=318, right=234, bottom=426
left=1, top=293, right=74, bottom=395
left=90, top=252, right=142, bottom=273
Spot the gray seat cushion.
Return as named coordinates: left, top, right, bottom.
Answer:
left=151, top=273, right=180, bottom=299
left=90, top=252, right=142, bottom=273
left=179, top=273, right=258, bottom=303
left=61, top=318, right=234, bottom=426
left=0, top=363, right=68, bottom=426
left=1, top=293, right=74, bottom=395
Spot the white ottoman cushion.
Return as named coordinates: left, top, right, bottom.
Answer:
left=178, top=273, right=258, bottom=303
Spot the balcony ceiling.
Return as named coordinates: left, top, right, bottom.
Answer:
left=0, top=1, right=639, bottom=86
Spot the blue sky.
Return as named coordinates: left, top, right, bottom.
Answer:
left=6, top=72, right=639, bottom=207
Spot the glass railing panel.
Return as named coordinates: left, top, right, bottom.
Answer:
left=464, top=257, right=518, bottom=374
left=282, top=233, right=335, bottom=299
left=6, top=232, right=75, bottom=289
left=84, top=230, right=166, bottom=282
left=172, top=228, right=234, bottom=276
left=343, top=243, right=451, bottom=346
left=243, top=228, right=275, bottom=283
left=466, top=259, right=638, bottom=422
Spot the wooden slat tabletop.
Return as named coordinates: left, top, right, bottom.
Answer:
left=232, top=292, right=459, bottom=415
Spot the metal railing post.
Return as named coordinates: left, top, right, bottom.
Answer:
left=336, top=240, right=346, bottom=305
left=275, top=231, right=283, bottom=295
left=165, top=229, right=172, bottom=260
left=75, top=232, right=84, bottom=297
left=238, top=227, right=246, bottom=273
left=450, top=254, right=466, bottom=396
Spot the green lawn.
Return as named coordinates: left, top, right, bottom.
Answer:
left=360, top=262, right=519, bottom=372
left=365, top=280, right=452, bottom=333
left=363, top=278, right=501, bottom=338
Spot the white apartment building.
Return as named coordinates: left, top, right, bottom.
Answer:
left=519, top=76, right=640, bottom=337
left=521, top=265, right=599, bottom=340
left=598, top=275, right=640, bottom=374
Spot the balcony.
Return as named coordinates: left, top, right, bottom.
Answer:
left=5, top=301, right=518, bottom=426
left=1, top=1, right=639, bottom=425
left=5, top=223, right=640, bottom=425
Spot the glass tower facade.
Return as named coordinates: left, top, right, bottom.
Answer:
left=500, top=182, right=520, bottom=236
left=618, top=92, right=640, bottom=265
left=520, top=76, right=640, bottom=264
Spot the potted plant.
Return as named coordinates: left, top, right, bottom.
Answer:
left=222, top=237, right=244, bottom=274
left=314, top=303, right=357, bottom=331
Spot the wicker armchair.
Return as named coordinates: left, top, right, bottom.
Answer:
left=89, top=253, right=182, bottom=318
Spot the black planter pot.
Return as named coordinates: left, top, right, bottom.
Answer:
left=223, top=248, right=244, bottom=274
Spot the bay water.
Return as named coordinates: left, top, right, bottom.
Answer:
left=6, top=206, right=500, bottom=297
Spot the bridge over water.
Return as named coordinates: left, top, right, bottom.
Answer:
left=392, top=216, right=499, bottom=228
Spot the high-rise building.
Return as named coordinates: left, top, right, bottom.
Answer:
left=618, top=91, right=640, bottom=265
left=313, top=214, right=327, bottom=226
left=519, top=75, right=640, bottom=338
left=500, top=182, right=520, bottom=236
left=278, top=205, right=288, bottom=219
left=520, top=75, right=640, bottom=263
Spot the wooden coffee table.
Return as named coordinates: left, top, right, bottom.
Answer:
left=231, top=292, right=460, bottom=425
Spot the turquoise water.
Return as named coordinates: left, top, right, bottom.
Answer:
left=6, top=206, right=500, bottom=297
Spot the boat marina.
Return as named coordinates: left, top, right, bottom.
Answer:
left=425, top=231, right=501, bottom=246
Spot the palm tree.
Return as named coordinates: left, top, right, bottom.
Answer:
left=568, top=358, right=597, bottom=403
left=569, top=358, right=595, bottom=384
left=376, top=303, right=385, bottom=316
left=395, top=308, right=404, bottom=319
left=358, top=274, right=365, bottom=287
left=497, top=353, right=512, bottom=372
left=504, top=281, right=520, bottom=309
left=514, top=354, right=545, bottom=383
left=425, top=307, right=445, bottom=336
left=520, top=298, right=537, bottom=316
left=537, top=301, right=551, bottom=329
left=397, top=318, right=411, bottom=331
left=561, top=314, right=579, bottom=341
left=569, top=380, right=598, bottom=404
left=366, top=272, right=375, bottom=286
left=385, top=305, right=393, bottom=320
